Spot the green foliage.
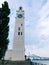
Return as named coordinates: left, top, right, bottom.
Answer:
left=0, top=1, right=10, bottom=60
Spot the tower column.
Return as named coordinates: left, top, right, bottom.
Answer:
left=12, top=7, right=25, bottom=61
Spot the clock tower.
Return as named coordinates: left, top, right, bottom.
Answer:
left=12, top=7, right=25, bottom=61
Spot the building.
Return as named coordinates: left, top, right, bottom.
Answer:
left=5, top=7, right=25, bottom=61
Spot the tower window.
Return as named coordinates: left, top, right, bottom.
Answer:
left=21, top=24, right=23, bottom=26
left=18, top=32, right=20, bottom=35
left=21, top=32, right=22, bottom=35
left=18, top=27, right=20, bottom=30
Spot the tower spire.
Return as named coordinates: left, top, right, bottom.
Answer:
left=19, top=6, right=23, bottom=11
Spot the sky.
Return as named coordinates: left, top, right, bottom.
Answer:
left=0, top=0, right=49, bottom=57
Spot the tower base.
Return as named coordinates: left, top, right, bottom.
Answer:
left=4, top=60, right=32, bottom=65
left=5, top=49, right=25, bottom=61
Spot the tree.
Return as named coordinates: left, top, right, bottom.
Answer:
left=0, top=1, right=10, bottom=60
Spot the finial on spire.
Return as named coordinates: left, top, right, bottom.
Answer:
left=19, top=6, right=22, bottom=10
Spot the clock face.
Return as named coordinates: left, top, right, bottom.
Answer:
left=18, top=14, right=23, bottom=18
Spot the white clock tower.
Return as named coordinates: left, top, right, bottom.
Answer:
left=12, top=7, right=25, bottom=61
left=5, top=7, right=25, bottom=61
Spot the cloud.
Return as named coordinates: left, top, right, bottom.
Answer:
left=25, top=44, right=49, bottom=57
left=25, top=0, right=49, bottom=57
left=37, top=0, right=49, bottom=38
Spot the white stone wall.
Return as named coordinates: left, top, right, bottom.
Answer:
left=13, top=18, right=24, bottom=50
left=5, top=50, right=12, bottom=60
left=12, top=50, right=25, bottom=61
left=5, top=49, right=25, bottom=61
left=12, top=8, right=25, bottom=61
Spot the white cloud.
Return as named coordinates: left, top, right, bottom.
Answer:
left=38, top=0, right=49, bottom=20
left=25, top=0, right=49, bottom=57
left=37, top=0, right=49, bottom=37
left=25, top=44, right=49, bottom=57
left=37, top=18, right=49, bottom=36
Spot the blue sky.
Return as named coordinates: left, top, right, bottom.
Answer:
left=0, top=0, right=49, bottom=57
